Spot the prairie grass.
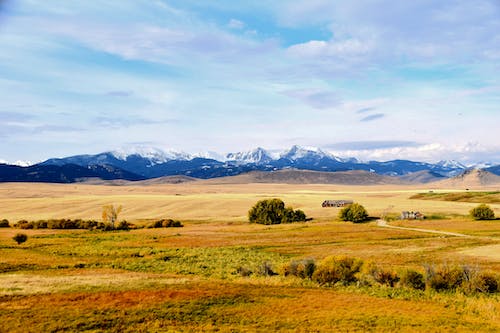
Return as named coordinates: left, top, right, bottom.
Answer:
left=411, top=191, right=500, bottom=203
left=0, top=182, right=500, bottom=331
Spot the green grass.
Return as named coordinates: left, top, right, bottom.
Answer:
left=410, top=192, right=500, bottom=203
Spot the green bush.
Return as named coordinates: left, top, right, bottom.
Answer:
left=248, top=199, right=307, bottom=225
left=13, top=233, right=28, bottom=245
left=470, top=204, right=495, bottom=220
left=338, top=203, right=369, bottom=223
left=0, top=219, right=9, bottom=228
left=400, top=269, right=425, bottom=290
left=283, top=259, right=316, bottom=279
left=312, top=256, right=363, bottom=286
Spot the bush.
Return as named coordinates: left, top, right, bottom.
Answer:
left=372, top=267, right=400, bottom=287
left=469, top=272, right=499, bottom=293
left=460, top=268, right=499, bottom=294
left=116, top=221, right=130, bottom=231
left=400, top=269, right=425, bottom=290
left=338, top=203, right=369, bottom=223
left=0, top=219, right=9, bottom=228
left=312, top=256, right=363, bottom=286
left=470, top=204, right=495, bottom=220
left=147, top=219, right=183, bottom=228
left=248, top=199, right=307, bottom=225
left=13, top=233, right=28, bottom=245
left=425, top=264, right=465, bottom=291
left=257, top=261, right=278, bottom=276
left=283, top=259, right=316, bottom=279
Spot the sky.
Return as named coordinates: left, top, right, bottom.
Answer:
left=0, top=0, right=499, bottom=165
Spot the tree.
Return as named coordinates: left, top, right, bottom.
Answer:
left=13, top=233, right=28, bottom=245
left=470, top=204, right=495, bottom=220
left=248, top=199, right=307, bottom=225
left=102, top=204, right=122, bottom=229
left=338, top=203, right=369, bottom=223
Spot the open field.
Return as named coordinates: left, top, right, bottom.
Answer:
left=410, top=191, right=500, bottom=204
left=1, top=181, right=500, bottom=331
left=1, top=182, right=499, bottom=223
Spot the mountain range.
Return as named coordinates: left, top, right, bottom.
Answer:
left=0, top=145, right=499, bottom=183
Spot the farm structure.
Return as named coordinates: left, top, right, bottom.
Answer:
left=322, top=200, right=354, bottom=208
left=401, top=211, right=425, bottom=220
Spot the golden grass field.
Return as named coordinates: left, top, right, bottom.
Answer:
left=1, top=181, right=499, bottom=332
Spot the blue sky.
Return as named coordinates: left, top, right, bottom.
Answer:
left=0, top=0, right=499, bottom=164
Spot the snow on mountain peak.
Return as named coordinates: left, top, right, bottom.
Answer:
left=0, top=159, right=33, bottom=167
left=435, top=160, right=466, bottom=169
left=111, top=146, right=191, bottom=163
left=226, top=147, right=273, bottom=164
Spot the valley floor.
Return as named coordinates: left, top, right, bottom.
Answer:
left=0, top=182, right=499, bottom=331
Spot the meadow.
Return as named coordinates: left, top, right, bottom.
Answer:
left=0, top=182, right=499, bottom=332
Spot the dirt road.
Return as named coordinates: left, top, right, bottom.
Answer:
left=376, top=219, right=471, bottom=237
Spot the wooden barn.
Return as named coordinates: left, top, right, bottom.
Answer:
left=322, top=200, right=354, bottom=208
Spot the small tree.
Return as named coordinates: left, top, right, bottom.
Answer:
left=338, top=203, right=369, bottom=223
left=13, top=233, right=28, bottom=245
left=102, top=204, right=122, bottom=229
left=0, top=219, right=9, bottom=228
left=248, top=199, right=307, bottom=225
left=470, top=204, right=495, bottom=220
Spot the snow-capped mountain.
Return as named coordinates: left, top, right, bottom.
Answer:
left=435, top=160, right=467, bottom=170
left=111, top=147, right=191, bottom=164
left=5, top=145, right=493, bottom=183
left=226, top=147, right=274, bottom=165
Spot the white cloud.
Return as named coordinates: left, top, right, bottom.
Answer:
left=326, top=142, right=500, bottom=165
left=228, top=18, right=245, bottom=30
left=288, top=38, right=373, bottom=59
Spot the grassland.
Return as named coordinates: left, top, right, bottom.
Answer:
left=410, top=191, right=500, bottom=203
left=1, top=182, right=500, bottom=332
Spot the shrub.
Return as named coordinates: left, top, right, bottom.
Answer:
left=372, top=267, right=400, bottom=287
left=338, top=203, right=369, bottom=223
left=400, top=269, right=425, bottom=290
left=236, top=266, right=253, bottom=277
left=470, top=204, right=495, bottom=220
left=147, top=219, right=183, bottom=228
left=470, top=272, right=499, bottom=293
left=13, top=233, right=28, bottom=245
left=257, top=261, right=278, bottom=276
left=15, top=220, right=33, bottom=229
left=425, top=264, right=465, bottom=291
left=0, top=219, right=9, bottom=228
left=460, top=268, right=499, bottom=294
left=283, top=259, right=316, bottom=279
left=248, top=199, right=307, bottom=224
left=312, top=256, right=363, bottom=286
left=116, top=221, right=130, bottom=231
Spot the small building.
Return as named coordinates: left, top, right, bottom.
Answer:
left=322, top=200, right=353, bottom=208
left=401, top=211, right=425, bottom=220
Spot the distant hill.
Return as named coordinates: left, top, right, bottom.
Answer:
left=436, top=169, right=500, bottom=188
left=133, top=175, right=199, bottom=185
left=0, top=163, right=145, bottom=183
left=398, top=170, right=446, bottom=184
left=202, top=169, right=408, bottom=185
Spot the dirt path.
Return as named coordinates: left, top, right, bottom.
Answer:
left=376, top=219, right=471, bottom=237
